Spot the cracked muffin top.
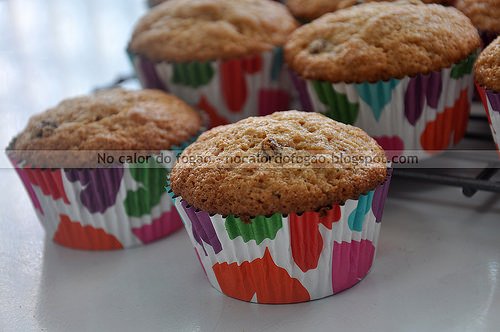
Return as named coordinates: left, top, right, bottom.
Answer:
left=129, top=0, right=297, bottom=62
left=170, top=111, right=387, bottom=218
left=9, top=89, right=202, bottom=166
left=285, top=0, right=455, bottom=21
left=456, top=0, right=500, bottom=33
left=285, top=0, right=480, bottom=83
left=475, top=37, right=500, bottom=92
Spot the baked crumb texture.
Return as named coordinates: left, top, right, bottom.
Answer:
left=171, top=111, right=387, bottom=218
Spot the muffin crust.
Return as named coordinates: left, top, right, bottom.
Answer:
left=285, top=1, right=480, bottom=83
left=475, top=37, right=500, bottom=92
left=456, top=0, right=500, bottom=33
left=10, top=89, right=202, bottom=152
left=171, top=111, right=387, bottom=218
left=286, top=0, right=454, bottom=21
left=129, top=0, right=297, bottom=62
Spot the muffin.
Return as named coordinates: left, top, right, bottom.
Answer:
left=128, top=0, right=298, bottom=128
left=475, top=37, right=500, bottom=152
left=285, top=0, right=480, bottom=158
left=7, top=89, right=203, bottom=250
left=286, top=0, right=456, bottom=21
left=168, top=111, right=391, bottom=303
left=456, top=0, right=500, bottom=46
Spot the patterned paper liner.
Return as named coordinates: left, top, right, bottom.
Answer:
left=128, top=48, right=292, bottom=128
left=168, top=170, right=392, bottom=304
left=476, top=85, right=500, bottom=155
left=7, top=136, right=199, bottom=251
left=290, top=52, right=478, bottom=159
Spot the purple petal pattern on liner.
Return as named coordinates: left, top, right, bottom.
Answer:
left=65, top=168, right=124, bottom=214
left=372, top=170, right=392, bottom=223
left=404, top=71, right=442, bottom=125
left=137, top=56, right=168, bottom=91
left=486, top=90, right=500, bottom=114
left=182, top=200, right=222, bottom=256
left=289, top=70, right=313, bottom=111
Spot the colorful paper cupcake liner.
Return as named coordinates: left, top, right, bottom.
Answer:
left=290, top=52, right=478, bottom=158
left=476, top=85, right=500, bottom=154
left=128, top=48, right=292, bottom=128
left=8, top=136, right=199, bottom=250
left=168, top=170, right=392, bottom=304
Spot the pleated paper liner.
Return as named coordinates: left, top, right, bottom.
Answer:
left=7, top=137, right=198, bottom=250
left=168, top=170, right=392, bottom=304
left=128, top=47, right=292, bottom=128
left=476, top=85, right=500, bottom=155
left=290, top=52, right=478, bottom=159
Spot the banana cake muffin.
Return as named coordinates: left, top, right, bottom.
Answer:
left=285, top=1, right=479, bottom=82
left=10, top=89, right=201, bottom=157
left=456, top=0, right=500, bottom=45
left=129, top=0, right=297, bottom=62
left=475, top=37, right=500, bottom=92
left=169, top=111, right=391, bottom=303
left=286, top=0, right=456, bottom=21
left=171, top=111, right=387, bottom=218
left=475, top=37, right=500, bottom=152
left=8, top=89, right=202, bottom=250
left=285, top=0, right=480, bottom=156
left=128, top=0, right=298, bottom=128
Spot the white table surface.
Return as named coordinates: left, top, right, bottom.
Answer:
left=1, top=1, right=500, bottom=331
left=1, top=174, right=500, bottom=332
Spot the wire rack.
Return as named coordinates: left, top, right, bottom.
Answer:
left=101, top=74, right=500, bottom=198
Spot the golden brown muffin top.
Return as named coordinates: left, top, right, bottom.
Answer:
left=475, top=37, right=500, bottom=92
left=129, top=0, right=297, bottom=62
left=170, top=111, right=387, bottom=218
left=286, top=0, right=455, bottom=21
left=10, top=89, right=202, bottom=152
left=285, top=1, right=480, bottom=83
left=456, top=0, right=500, bottom=33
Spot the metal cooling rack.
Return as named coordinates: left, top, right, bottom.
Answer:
left=100, top=74, right=500, bottom=198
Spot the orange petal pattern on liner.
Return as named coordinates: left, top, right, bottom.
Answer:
left=289, top=206, right=341, bottom=272
left=53, top=215, right=123, bottom=250
left=420, top=89, right=470, bottom=152
left=212, top=248, right=310, bottom=304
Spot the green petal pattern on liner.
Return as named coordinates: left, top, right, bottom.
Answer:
left=172, top=62, right=215, bottom=88
left=450, top=52, right=477, bottom=79
left=127, top=133, right=201, bottom=217
left=311, top=81, right=359, bottom=125
left=225, top=214, right=283, bottom=245
left=124, top=159, right=168, bottom=217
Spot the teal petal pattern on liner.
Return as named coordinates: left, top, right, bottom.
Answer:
left=348, top=191, right=374, bottom=232
left=355, top=79, right=400, bottom=121
left=270, top=48, right=284, bottom=81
